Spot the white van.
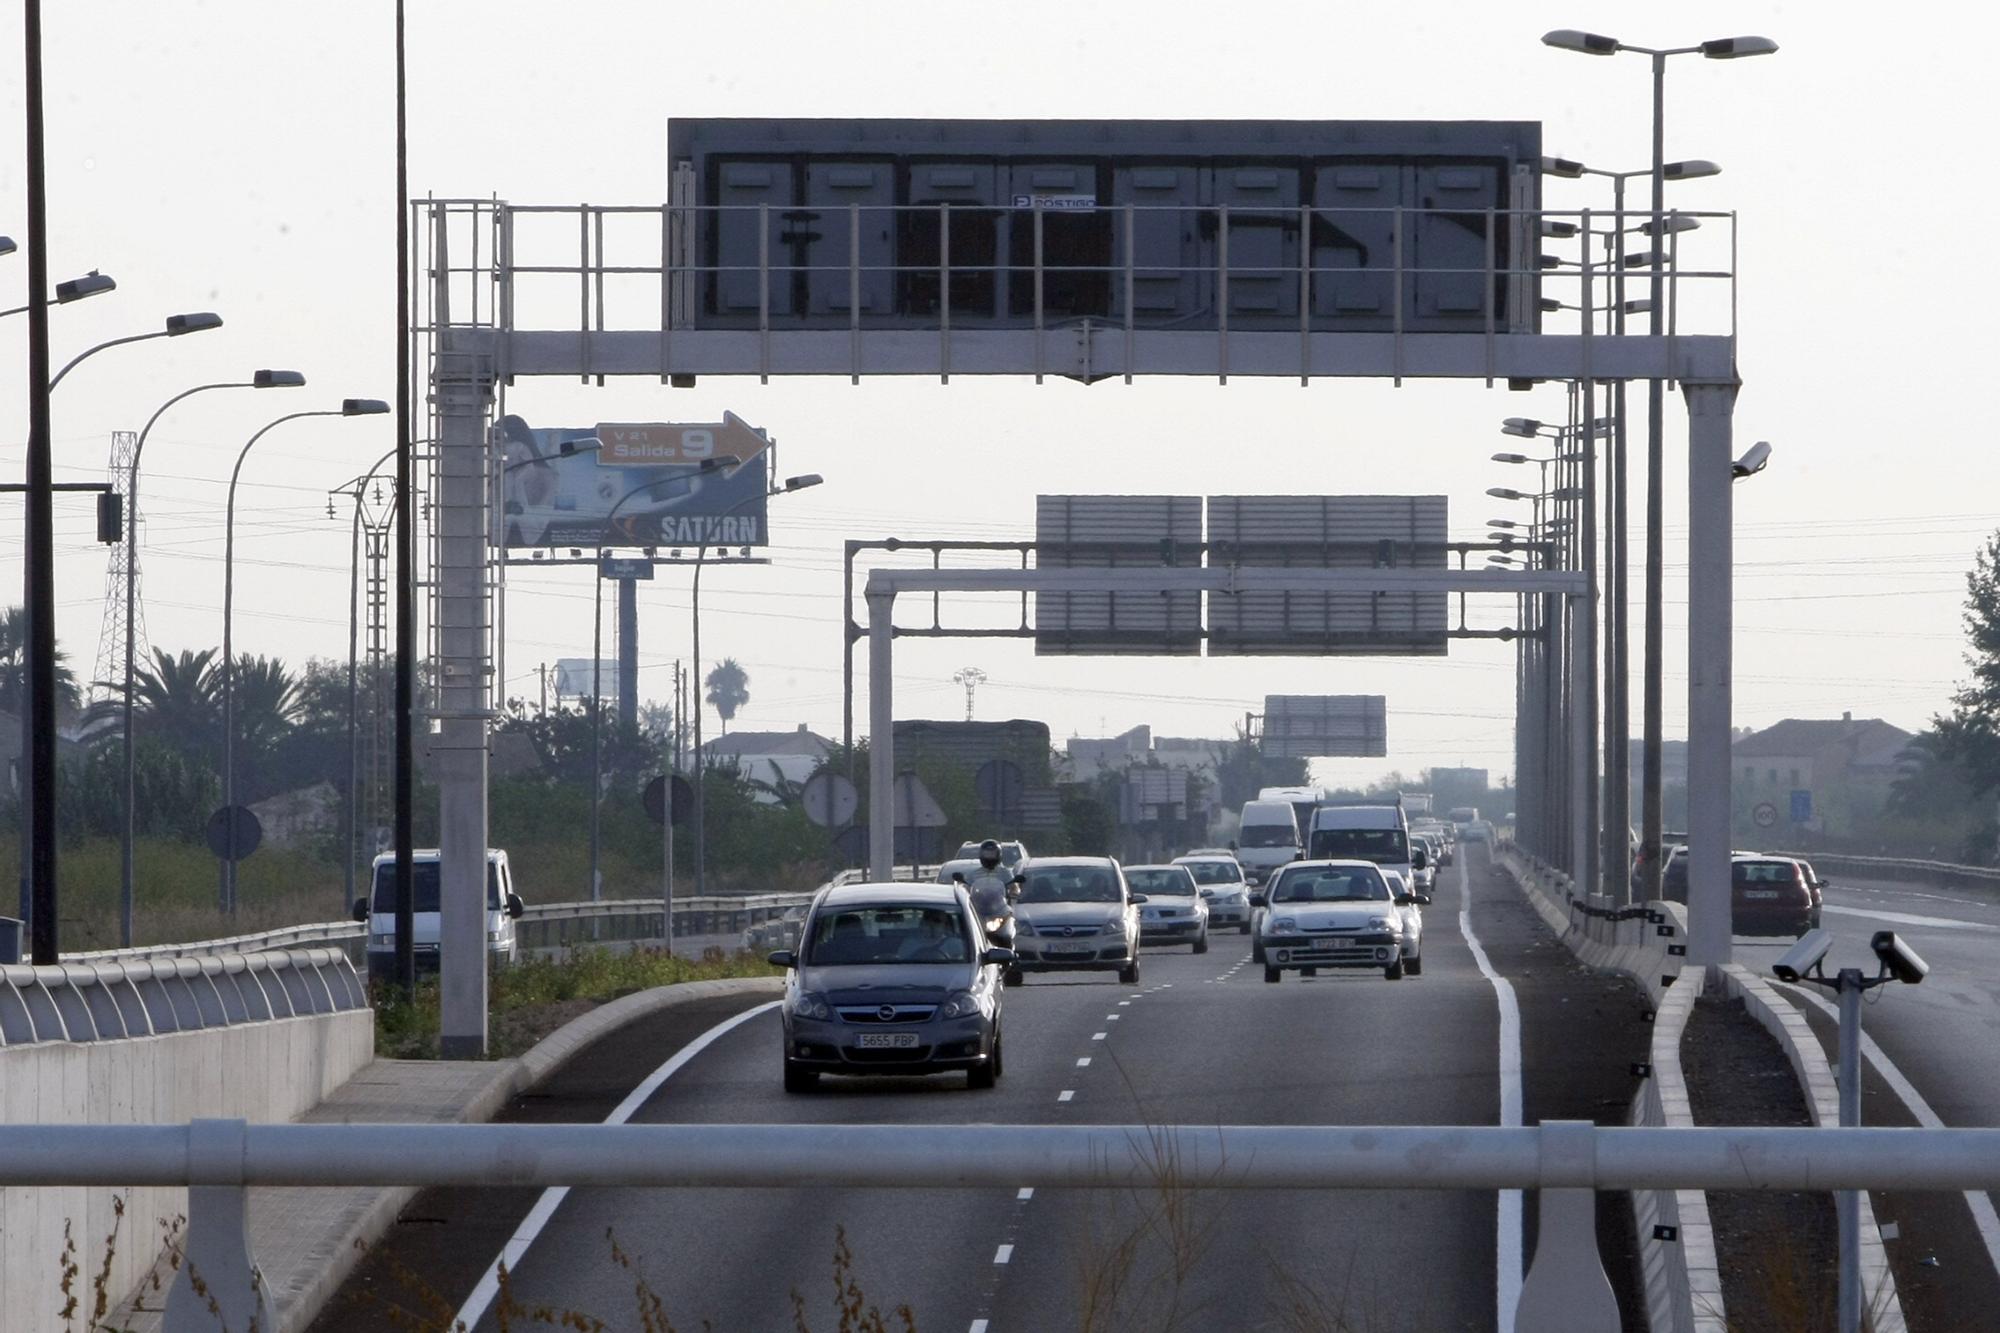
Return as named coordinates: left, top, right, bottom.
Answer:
left=1235, top=800, right=1303, bottom=885
left=354, top=848, right=524, bottom=977
left=1307, top=805, right=1427, bottom=901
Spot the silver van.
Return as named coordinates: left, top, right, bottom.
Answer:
left=354, top=849, right=524, bottom=977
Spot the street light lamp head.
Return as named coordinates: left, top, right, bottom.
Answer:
left=165, top=312, right=223, bottom=336
left=1731, top=440, right=1772, bottom=480
left=1488, top=518, right=1522, bottom=530
left=1501, top=418, right=1544, bottom=438
left=1538, top=219, right=1579, bottom=239
left=1638, top=215, right=1702, bottom=237
left=1701, top=35, right=1778, bottom=59
left=1491, top=452, right=1530, bottom=465
left=341, top=398, right=392, bottom=416
left=781, top=473, right=824, bottom=492
left=253, top=369, right=307, bottom=389
left=1543, top=28, right=1620, bottom=54
left=1486, top=486, right=1527, bottom=502
left=1621, top=298, right=1656, bottom=315
left=0, top=236, right=15, bottom=256
left=1663, top=159, right=1722, bottom=182
left=55, top=271, right=115, bottom=303
left=1540, top=156, right=1588, bottom=179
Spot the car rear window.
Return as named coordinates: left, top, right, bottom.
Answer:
left=1733, top=861, right=1800, bottom=885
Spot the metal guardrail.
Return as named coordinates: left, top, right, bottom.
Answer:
left=17, top=1118, right=1972, bottom=1333
left=67, top=866, right=942, bottom=966
left=1768, top=849, right=2000, bottom=891
left=0, top=949, right=366, bottom=1046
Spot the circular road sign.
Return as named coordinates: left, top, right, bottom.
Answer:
left=205, top=805, right=265, bottom=862
left=643, top=774, right=696, bottom=826
left=1752, top=801, right=1778, bottom=830
left=800, top=772, right=859, bottom=828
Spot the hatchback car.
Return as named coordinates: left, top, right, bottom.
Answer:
left=1125, top=864, right=1210, bottom=953
left=1252, top=860, right=1416, bottom=982
left=1173, top=853, right=1253, bottom=934
left=742, top=903, right=808, bottom=955
left=1731, top=857, right=1820, bottom=937
left=767, top=883, right=1013, bottom=1093
left=1007, top=857, right=1146, bottom=985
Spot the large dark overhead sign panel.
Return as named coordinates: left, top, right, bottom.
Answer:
left=667, top=119, right=1541, bottom=337
left=1034, top=495, right=1203, bottom=655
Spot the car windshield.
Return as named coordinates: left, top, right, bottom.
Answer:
left=1018, top=866, right=1120, bottom=903
left=1272, top=868, right=1389, bottom=903
left=954, top=842, right=1024, bottom=867
left=1308, top=828, right=1408, bottom=863
left=804, top=905, right=972, bottom=965
left=1733, top=861, right=1799, bottom=885
left=1179, top=859, right=1242, bottom=885
left=371, top=861, right=502, bottom=913
left=1127, top=869, right=1196, bottom=896
left=1238, top=825, right=1296, bottom=849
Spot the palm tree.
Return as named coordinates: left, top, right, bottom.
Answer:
left=132, top=647, right=220, bottom=756
left=705, top=658, right=750, bottom=734
left=0, top=605, right=81, bottom=717
left=229, top=656, right=301, bottom=760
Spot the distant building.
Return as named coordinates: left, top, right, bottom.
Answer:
left=702, top=724, right=835, bottom=801
left=1732, top=713, right=1913, bottom=832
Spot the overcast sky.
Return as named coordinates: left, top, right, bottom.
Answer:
left=0, top=1, right=1991, bottom=790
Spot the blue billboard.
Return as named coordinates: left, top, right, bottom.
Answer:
left=497, top=412, right=770, bottom=549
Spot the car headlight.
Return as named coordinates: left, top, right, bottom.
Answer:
left=1013, top=919, right=1035, bottom=937
left=939, top=990, right=982, bottom=1020
left=1367, top=915, right=1393, bottom=930
left=787, top=991, right=832, bottom=1021
left=1103, top=917, right=1127, bottom=936
left=486, top=929, right=504, bottom=942
left=1272, top=917, right=1298, bottom=935
left=369, top=933, right=393, bottom=949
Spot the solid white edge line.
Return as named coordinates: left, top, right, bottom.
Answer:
left=1457, top=851, right=1524, bottom=1333
left=1780, top=984, right=2000, bottom=1282
left=452, top=999, right=783, bottom=1332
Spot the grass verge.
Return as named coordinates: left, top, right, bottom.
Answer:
left=372, top=946, right=780, bottom=1059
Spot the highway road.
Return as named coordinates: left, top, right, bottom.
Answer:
left=317, top=844, right=1652, bottom=1333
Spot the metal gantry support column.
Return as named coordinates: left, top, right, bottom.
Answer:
left=1684, top=381, right=1739, bottom=965
left=434, top=360, right=495, bottom=1056
left=866, top=587, right=895, bottom=882
left=617, top=575, right=639, bottom=729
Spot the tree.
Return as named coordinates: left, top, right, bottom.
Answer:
left=0, top=605, right=80, bottom=717
left=1939, top=531, right=2000, bottom=794
left=132, top=647, right=220, bottom=756
left=705, top=658, right=750, bottom=734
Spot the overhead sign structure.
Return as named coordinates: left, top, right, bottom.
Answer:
left=553, top=658, right=620, bottom=703
left=1034, top=495, right=1203, bottom=655
left=1261, top=695, right=1388, bottom=759
left=497, top=412, right=769, bottom=550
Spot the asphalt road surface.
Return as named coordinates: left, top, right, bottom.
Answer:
left=318, top=844, right=1652, bottom=1333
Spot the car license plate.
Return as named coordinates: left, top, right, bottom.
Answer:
left=1049, top=944, right=1092, bottom=955
left=856, top=1033, right=919, bottom=1049
left=1743, top=890, right=1780, bottom=900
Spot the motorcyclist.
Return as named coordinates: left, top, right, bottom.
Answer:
left=961, top=839, right=1016, bottom=947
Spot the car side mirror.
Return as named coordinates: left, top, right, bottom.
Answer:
left=1411, top=848, right=1428, bottom=869
left=980, top=946, right=1017, bottom=966
left=352, top=897, right=369, bottom=924
left=1249, top=892, right=1267, bottom=908
left=1395, top=893, right=1415, bottom=906
left=1228, top=839, right=1238, bottom=851
left=1417, top=894, right=1433, bottom=907
left=1010, top=873, right=1027, bottom=886
left=767, top=949, right=797, bottom=969
left=1199, top=887, right=1215, bottom=897
left=951, top=872, right=967, bottom=884
left=506, top=892, right=525, bottom=919
left=1129, top=893, right=1149, bottom=905
left=1292, top=851, right=1304, bottom=862
left=1006, top=884, right=1021, bottom=901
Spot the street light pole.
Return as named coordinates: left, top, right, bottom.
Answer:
left=221, top=401, right=387, bottom=912
left=19, top=0, right=56, bottom=961
left=120, top=372, right=305, bottom=947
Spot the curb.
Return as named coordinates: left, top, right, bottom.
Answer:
left=274, top=975, right=783, bottom=1333
left=1717, top=963, right=1908, bottom=1333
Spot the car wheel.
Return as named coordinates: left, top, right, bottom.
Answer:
left=1263, top=965, right=1281, bottom=984
left=1252, top=937, right=1266, bottom=963
left=1407, top=952, right=1424, bottom=976
left=1193, top=932, right=1209, bottom=955
left=783, top=1061, right=819, bottom=1094
left=1384, top=956, right=1405, bottom=981
left=1004, top=965, right=1023, bottom=987
left=968, top=1040, right=999, bottom=1090
left=989, top=1030, right=1004, bottom=1081
left=1119, top=956, right=1141, bottom=985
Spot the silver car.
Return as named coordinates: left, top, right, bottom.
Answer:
left=768, top=882, right=1013, bottom=1093
left=1126, top=865, right=1210, bottom=953
left=1174, top=853, right=1253, bottom=934
left=1006, top=857, right=1146, bottom=986
left=1252, top=860, right=1418, bottom=982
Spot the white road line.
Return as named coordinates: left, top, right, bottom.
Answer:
left=970, top=1321, right=990, bottom=1333
left=1458, top=853, right=1524, bottom=1333
left=1780, top=985, right=2000, bottom=1283
left=1092, top=1031, right=1107, bottom=1040
left=1058, top=1090, right=1075, bottom=1102
left=1821, top=904, right=1998, bottom=932
left=1108, top=1014, right=1121, bottom=1021
left=1118, top=1000, right=1132, bottom=1006
left=994, top=1244, right=1014, bottom=1264
left=452, top=999, right=781, bottom=1332
left=1076, top=1057, right=1092, bottom=1067
left=1017, top=1187, right=1034, bottom=1201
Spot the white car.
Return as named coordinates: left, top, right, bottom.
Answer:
left=1125, top=864, right=1210, bottom=953
left=1172, top=853, right=1253, bottom=934
left=1006, top=857, right=1145, bottom=985
left=1253, top=860, right=1421, bottom=982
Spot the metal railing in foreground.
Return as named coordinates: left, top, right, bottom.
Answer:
left=12, top=1119, right=1967, bottom=1332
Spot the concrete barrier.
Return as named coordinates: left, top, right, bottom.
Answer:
left=0, top=951, right=373, bottom=1333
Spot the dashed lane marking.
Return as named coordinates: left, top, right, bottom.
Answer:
left=1092, top=1031, right=1107, bottom=1040
left=1057, top=1090, right=1075, bottom=1103
left=1076, top=1057, right=1092, bottom=1067
left=1017, top=1187, right=1034, bottom=1201
left=994, top=1244, right=1014, bottom=1264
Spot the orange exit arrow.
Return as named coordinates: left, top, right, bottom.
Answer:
left=592, top=410, right=766, bottom=467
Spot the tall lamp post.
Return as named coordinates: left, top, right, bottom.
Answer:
left=120, top=371, right=306, bottom=947
left=0, top=269, right=115, bottom=320
left=1541, top=26, right=1776, bottom=900
left=220, top=400, right=388, bottom=911
left=690, top=472, right=823, bottom=897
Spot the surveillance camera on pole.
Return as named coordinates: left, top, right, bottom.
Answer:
left=1731, top=440, right=1772, bottom=479
left=1769, top=924, right=1929, bottom=1333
